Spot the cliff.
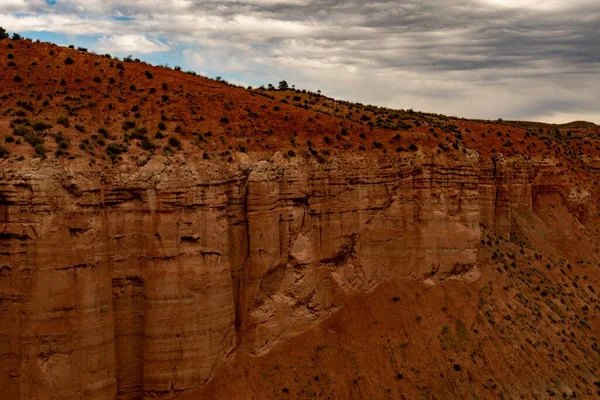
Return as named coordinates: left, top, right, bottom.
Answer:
left=2, top=151, right=597, bottom=399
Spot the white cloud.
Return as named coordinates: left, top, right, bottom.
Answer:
left=97, top=34, right=171, bottom=54
left=0, top=0, right=598, bottom=123
left=0, top=0, right=27, bottom=13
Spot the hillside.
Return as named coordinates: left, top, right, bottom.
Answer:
left=1, top=35, right=600, bottom=400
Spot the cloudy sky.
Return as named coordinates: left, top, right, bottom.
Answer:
left=1, top=0, right=599, bottom=123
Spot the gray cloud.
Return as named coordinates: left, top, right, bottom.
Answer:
left=1, top=0, right=599, bottom=122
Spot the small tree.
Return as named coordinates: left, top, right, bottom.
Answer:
left=0, top=27, right=8, bottom=40
left=11, top=33, right=21, bottom=41
left=278, top=80, right=289, bottom=90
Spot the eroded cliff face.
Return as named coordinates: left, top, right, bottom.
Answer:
left=0, top=153, right=584, bottom=399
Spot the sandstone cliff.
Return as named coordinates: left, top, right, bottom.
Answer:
left=2, top=151, right=593, bottom=399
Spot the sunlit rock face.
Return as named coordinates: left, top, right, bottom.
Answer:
left=0, top=154, right=556, bottom=399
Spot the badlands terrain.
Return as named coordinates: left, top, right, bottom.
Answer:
left=1, top=35, right=600, bottom=399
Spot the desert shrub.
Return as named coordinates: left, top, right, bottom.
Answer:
left=139, top=136, right=155, bottom=151
left=168, top=136, right=181, bottom=148
left=56, top=115, right=69, bottom=128
left=122, top=121, right=136, bottom=131
left=409, top=144, right=418, bottom=151
left=74, top=124, right=85, bottom=133
left=5, top=136, right=14, bottom=143
left=98, top=127, right=109, bottom=138
left=13, top=75, right=23, bottom=82
left=154, top=131, right=165, bottom=139
left=13, top=124, right=31, bottom=137
left=219, top=116, right=229, bottom=124
left=55, top=132, right=70, bottom=149
left=23, top=131, right=44, bottom=147
left=79, top=138, right=92, bottom=151
left=16, top=100, right=34, bottom=111
left=144, top=70, right=153, bottom=79
left=93, top=77, right=101, bottom=83
left=106, top=142, right=128, bottom=162
left=32, top=121, right=52, bottom=131
left=64, top=57, right=74, bottom=65
left=158, top=122, right=166, bottom=130
left=0, top=145, right=9, bottom=158
left=129, top=127, right=148, bottom=140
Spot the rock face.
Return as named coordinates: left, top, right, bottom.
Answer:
left=0, top=154, right=576, bottom=399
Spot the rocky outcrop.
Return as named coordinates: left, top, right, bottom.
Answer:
left=0, top=153, right=576, bottom=399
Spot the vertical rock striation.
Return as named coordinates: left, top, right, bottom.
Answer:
left=0, top=154, right=575, bottom=399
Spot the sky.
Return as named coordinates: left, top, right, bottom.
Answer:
left=1, top=0, right=599, bottom=123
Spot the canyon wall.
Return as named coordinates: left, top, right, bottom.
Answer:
left=0, top=154, right=561, bottom=399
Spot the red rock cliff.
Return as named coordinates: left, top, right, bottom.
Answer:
left=1, top=152, right=588, bottom=399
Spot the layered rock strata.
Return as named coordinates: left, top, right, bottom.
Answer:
left=0, top=154, right=567, bottom=399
